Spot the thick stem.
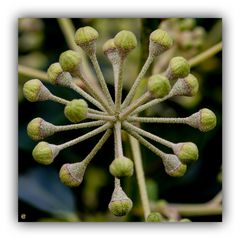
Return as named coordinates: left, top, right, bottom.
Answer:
left=188, top=42, right=222, bottom=67
left=115, top=58, right=124, bottom=113
left=112, top=63, right=119, bottom=100
left=129, top=135, right=151, bottom=221
left=83, top=129, right=112, bottom=165
left=58, top=122, right=112, bottom=150
left=119, top=92, right=151, bottom=120
left=122, top=54, right=154, bottom=108
left=114, top=122, right=123, bottom=157
left=89, top=54, right=115, bottom=108
left=124, top=122, right=174, bottom=149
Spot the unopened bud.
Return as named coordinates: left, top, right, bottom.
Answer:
left=32, top=141, right=59, bottom=165
left=27, top=117, right=56, bottom=141
left=162, top=154, right=187, bottom=177
left=59, top=162, right=87, bottom=187
left=148, top=74, right=171, bottom=98
left=74, top=26, right=99, bottom=55
left=187, top=108, right=217, bottom=132
left=59, top=50, right=81, bottom=76
left=64, top=99, right=88, bottom=123
left=173, top=142, right=199, bottom=164
left=109, top=156, right=134, bottom=178
left=108, top=186, right=133, bottom=216
left=149, top=29, right=173, bottom=57
left=23, top=79, right=51, bottom=102
left=170, top=74, right=199, bottom=97
left=103, top=39, right=120, bottom=65
left=167, top=56, right=190, bottom=80
left=114, top=30, right=137, bottom=57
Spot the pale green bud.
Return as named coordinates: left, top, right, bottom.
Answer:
left=102, top=39, right=120, bottom=65
left=167, top=56, right=190, bottom=80
left=32, top=141, right=59, bottom=165
left=173, top=142, right=199, bottom=164
left=147, top=212, right=164, bottom=222
left=108, top=186, right=133, bottom=216
left=114, top=30, right=137, bottom=56
left=149, top=29, right=173, bottom=57
left=74, top=26, right=99, bottom=55
left=23, top=79, right=51, bottom=102
left=47, top=63, right=63, bottom=84
left=59, top=50, right=81, bottom=74
left=47, top=63, right=73, bottom=87
left=170, top=74, right=199, bottom=97
left=64, top=99, right=88, bottom=123
left=109, top=156, right=134, bottom=178
left=27, top=117, right=56, bottom=141
left=103, top=39, right=117, bottom=53
left=59, top=162, right=87, bottom=187
left=148, top=74, right=171, bottom=98
left=162, top=154, right=187, bottom=177
left=187, top=108, right=217, bottom=132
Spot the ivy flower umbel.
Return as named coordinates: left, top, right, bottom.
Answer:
left=23, top=26, right=217, bottom=218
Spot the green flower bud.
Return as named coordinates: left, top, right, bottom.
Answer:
left=27, top=117, right=56, bottom=141
left=32, top=141, right=59, bottom=165
left=179, top=18, right=196, bottom=31
left=23, top=79, right=51, bottom=102
left=170, top=74, right=199, bottom=97
left=167, top=56, right=190, bottom=80
left=74, top=26, right=99, bottom=55
left=149, top=29, right=173, bottom=57
left=147, top=212, right=164, bottom=222
left=114, top=30, right=137, bottom=56
left=162, top=154, right=187, bottom=177
left=148, top=74, right=171, bottom=98
left=173, top=142, right=199, bottom=164
left=47, top=63, right=63, bottom=84
left=109, top=156, right=134, bottom=178
left=103, top=39, right=120, bottom=65
left=64, top=99, right=88, bottom=123
left=108, top=186, right=133, bottom=216
left=103, top=39, right=116, bottom=53
left=59, top=162, right=87, bottom=187
left=47, top=63, right=73, bottom=87
left=187, top=108, right=217, bottom=132
left=59, top=50, right=81, bottom=74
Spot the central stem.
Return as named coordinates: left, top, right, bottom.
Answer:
left=114, top=121, right=123, bottom=157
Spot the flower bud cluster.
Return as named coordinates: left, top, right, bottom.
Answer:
left=22, top=22, right=217, bottom=220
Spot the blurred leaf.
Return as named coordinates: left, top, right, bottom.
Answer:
left=19, top=166, right=79, bottom=220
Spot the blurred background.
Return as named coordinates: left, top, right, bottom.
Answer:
left=18, top=18, right=222, bottom=222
